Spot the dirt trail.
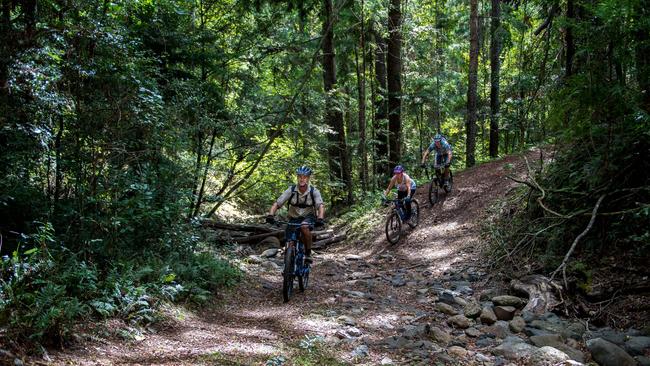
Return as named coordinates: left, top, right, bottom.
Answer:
left=47, top=149, right=542, bottom=366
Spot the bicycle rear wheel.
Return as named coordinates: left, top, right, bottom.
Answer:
left=408, top=199, right=420, bottom=228
left=385, top=212, right=402, bottom=244
left=282, top=245, right=295, bottom=302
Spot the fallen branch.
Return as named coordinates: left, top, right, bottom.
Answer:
left=550, top=194, right=606, bottom=288
left=511, top=274, right=563, bottom=315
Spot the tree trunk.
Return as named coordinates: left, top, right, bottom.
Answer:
left=386, top=0, right=402, bottom=168
left=489, top=0, right=501, bottom=158
left=636, top=0, right=650, bottom=113
left=356, top=0, right=368, bottom=192
left=466, top=0, right=479, bottom=167
left=322, top=0, right=350, bottom=206
left=372, top=25, right=389, bottom=184
left=565, top=0, right=575, bottom=79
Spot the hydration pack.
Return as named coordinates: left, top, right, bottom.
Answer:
left=289, top=185, right=316, bottom=209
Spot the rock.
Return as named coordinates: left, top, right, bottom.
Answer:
left=347, top=327, right=362, bottom=337
left=480, top=307, right=497, bottom=325
left=351, top=344, right=369, bottom=358
left=401, top=324, right=430, bottom=339
left=562, top=321, right=587, bottom=340
left=475, top=353, right=491, bottom=362
left=482, top=321, right=510, bottom=339
left=530, top=346, right=571, bottom=365
left=447, top=346, right=469, bottom=357
left=624, top=336, right=650, bottom=356
left=338, top=316, right=356, bottom=326
left=492, top=341, right=538, bottom=360
left=335, top=330, right=351, bottom=339
left=447, top=315, right=471, bottom=329
left=438, top=291, right=456, bottom=305
left=261, top=261, right=280, bottom=271
left=380, top=357, right=394, bottom=365
left=14, top=359, right=24, bottom=366
left=493, top=305, right=516, bottom=321
left=530, top=334, right=585, bottom=362
left=436, top=302, right=458, bottom=315
left=492, top=295, right=524, bottom=308
left=464, top=301, right=482, bottom=319
left=508, top=316, right=526, bottom=333
left=417, top=288, right=429, bottom=295
left=247, top=255, right=264, bottom=264
left=260, top=248, right=279, bottom=258
left=430, top=326, right=452, bottom=345
left=391, top=276, right=407, bottom=287
left=465, top=327, right=481, bottom=338
left=343, top=289, right=366, bottom=298
left=587, top=338, right=636, bottom=366
left=345, top=254, right=362, bottom=261
left=636, top=356, right=650, bottom=366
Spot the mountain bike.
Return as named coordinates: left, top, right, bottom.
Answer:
left=276, top=221, right=312, bottom=303
left=382, top=195, right=420, bottom=245
left=428, top=163, right=453, bottom=206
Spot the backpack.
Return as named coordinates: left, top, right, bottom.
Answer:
left=289, top=185, right=316, bottom=210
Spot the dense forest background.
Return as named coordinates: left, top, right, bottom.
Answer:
left=1, top=0, right=648, bottom=349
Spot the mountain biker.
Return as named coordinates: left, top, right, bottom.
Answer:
left=384, top=165, right=417, bottom=220
left=266, top=166, right=325, bottom=264
left=421, top=133, right=453, bottom=189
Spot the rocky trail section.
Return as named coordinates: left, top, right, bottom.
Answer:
left=43, top=149, right=649, bottom=366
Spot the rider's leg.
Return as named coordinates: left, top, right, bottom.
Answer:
left=397, top=190, right=411, bottom=218
left=300, top=219, right=313, bottom=263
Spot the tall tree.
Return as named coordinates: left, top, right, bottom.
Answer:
left=386, top=0, right=402, bottom=167
left=355, top=0, right=369, bottom=191
left=322, top=0, right=351, bottom=205
left=372, top=25, right=389, bottom=183
left=489, top=0, right=501, bottom=158
left=466, top=0, right=479, bottom=167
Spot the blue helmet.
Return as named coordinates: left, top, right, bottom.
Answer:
left=433, top=133, right=443, bottom=142
left=393, top=165, right=404, bottom=174
left=296, top=165, right=313, bottom=176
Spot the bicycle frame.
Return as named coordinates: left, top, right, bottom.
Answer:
left=282, top=222, right=310, bottom=278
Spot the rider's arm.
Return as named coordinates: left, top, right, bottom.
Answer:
left=422, top=149, right=430, bottom=164
left=447, top=150, right=453, bottom=161
left=406, top=177, right=412, bottom=196
left=270, top=187, right=292, bottom=215
left=269, top=202, right=279, bottom=216
left=317, top=204, right=325, bottom=220
left=384, top=176, right=396, bottom=196
left=313, top=188, right=326, bottom=220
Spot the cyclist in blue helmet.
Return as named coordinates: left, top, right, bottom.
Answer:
left=384, top=165, right=417, bottom=220
left=267, top=165, right=325, bottom=264
left=422, top=133, right=453, bottom=189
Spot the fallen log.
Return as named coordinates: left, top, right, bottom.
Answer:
left=510, top=274, right=563, bottom=315
left=202, top=220, right=275, bottom=233
left=233, top=230, right=284, bottom=244
left=312, top=234, right=346, bottom=249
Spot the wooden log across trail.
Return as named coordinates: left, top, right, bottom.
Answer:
left=202, top=220, right=275, bottom=233
left=233, top=230, right=284, bottom=243
left=312, top=234, right=346, bottom=249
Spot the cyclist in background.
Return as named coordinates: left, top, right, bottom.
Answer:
left=422, top=133, right=453, bottom=190
left=266, top=166, right=325, bottom=264
left=384, top=165, right=417, bottom=220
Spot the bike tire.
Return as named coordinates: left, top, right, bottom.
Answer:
left=444, top=171, right=454, bottom=193
left=282, top=245, right=295, bottom=303
left=408, top=199, right=420, bottom=228
left=298, top=270, right=309, bottom=292
left=429, top=178, right=440, bottom=206
left=385, top=211, right=402, bottom=244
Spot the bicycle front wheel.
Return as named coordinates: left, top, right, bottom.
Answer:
left=298, top=270, right=309, bottom=292
left=385, top=211, right=402, bottom=244
left=408, top=199, right=420, bottom=228
left=282, top=246, right=295, bottom=302
left=429, top=178, right=440, bottom=206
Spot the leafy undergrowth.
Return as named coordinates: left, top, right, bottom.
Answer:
left=330, top=193, right=386, bottom=243
left=0, top=223, right=241, bottom=353
left=483, top=121, right=650, bottom=328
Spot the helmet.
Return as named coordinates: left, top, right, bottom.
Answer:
left=296, top=165, right=313, bottom=176
left=393, top=165, right=404, bottom=174
left=433, top=134, right=443, bottom=142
